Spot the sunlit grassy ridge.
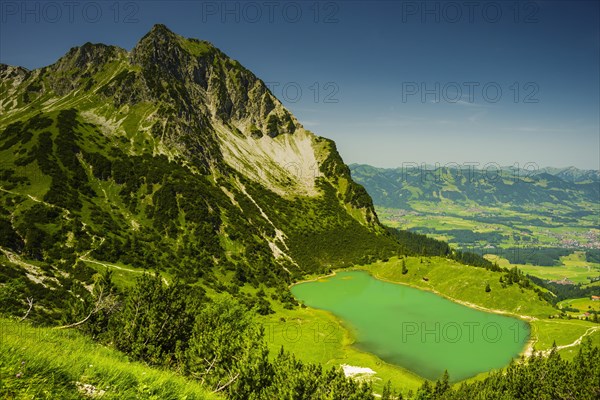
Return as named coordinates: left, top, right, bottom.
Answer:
left=362, top=257, right=599, bottom=359
left=0, top=318, right=220, bottom=399
left=363, top=256, right=556, bottom=318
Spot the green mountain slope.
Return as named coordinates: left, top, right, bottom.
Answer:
left=0, top=25, right=398, bottom=322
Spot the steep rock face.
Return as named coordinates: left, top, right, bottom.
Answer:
left=47, top=43, right=127, bottom=96
left=0, top=65, right=32, bottom=111
left=0, top=25, right=394, bottom=292
left=131, top=25, right=298, bottom=135
left=124, top=24, right=303, bottom=179
left=0, top=64, right=30, bottom=83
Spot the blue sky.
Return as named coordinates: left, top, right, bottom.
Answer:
left=1, top=1, right=599, bottom=170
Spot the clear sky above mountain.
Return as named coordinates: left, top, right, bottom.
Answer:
left=1, top=1, right=598, bottom=170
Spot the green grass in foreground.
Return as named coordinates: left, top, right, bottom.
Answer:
left=0, top=318, right=220, bottom=400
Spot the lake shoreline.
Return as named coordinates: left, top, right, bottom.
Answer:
left=360, top=265, right=538, bottom=361
left=292, top=268, right=531, bottom=382
left=291, top=263, right=536, bottom=377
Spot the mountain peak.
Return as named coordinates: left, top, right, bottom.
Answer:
left=130, top=24, right=192, bottom=83
left=0, top=63, right=30, bottom=76
left=132, top=24, right=183, bottom=57
left=133, top=24, right=215, bottom=61
left=150, top=23, right=172, bottom=32
left=141, top=23, right=178, bottom=42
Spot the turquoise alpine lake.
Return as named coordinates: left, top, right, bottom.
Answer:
left=291, top=271, right=530, bottom=381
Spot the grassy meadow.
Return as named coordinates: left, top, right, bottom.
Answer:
left=486, top=253, right=600, bottom=284
left=0, top=318, right=220, bottom=399
left=363, top=257, right=556, bottom=319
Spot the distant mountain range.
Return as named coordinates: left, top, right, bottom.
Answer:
left=535, top=167, right=600, bottom=183
left=349, top=164, right=599, bottom=210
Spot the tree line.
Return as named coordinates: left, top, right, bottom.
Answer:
left=399, top=339, right=599, bottom=400
left=386, top=227, right=497, bottom=270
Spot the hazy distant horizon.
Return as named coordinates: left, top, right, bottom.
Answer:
left=346, top=160, right=600, bottom=173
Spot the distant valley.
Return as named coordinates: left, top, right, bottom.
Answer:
left=350, top=164, right=599, bottom=269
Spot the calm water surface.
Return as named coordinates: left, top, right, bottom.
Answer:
left=291, top=271, right=530, bottom=381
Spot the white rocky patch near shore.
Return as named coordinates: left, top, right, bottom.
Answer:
left=341, top=364, right=376, bottom=378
